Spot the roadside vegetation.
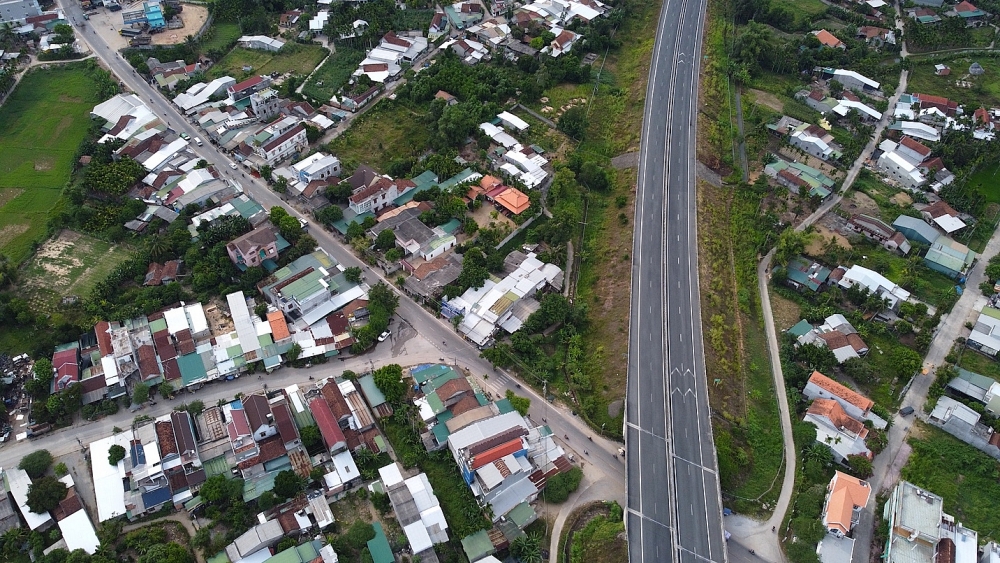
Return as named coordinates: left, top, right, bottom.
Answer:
left=901, top=423, right=1000, bottom=540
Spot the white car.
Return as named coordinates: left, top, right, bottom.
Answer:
left=229, top=162, right=238, bottom=169
left=378, top=330, right=391, bottom=342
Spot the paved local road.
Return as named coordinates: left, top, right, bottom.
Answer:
left=625, top=0, right=727, bottom=560
left=24, top=0, right=628, bottom=487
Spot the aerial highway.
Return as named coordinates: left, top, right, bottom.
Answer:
left=625, top=0, right=728, bottom=559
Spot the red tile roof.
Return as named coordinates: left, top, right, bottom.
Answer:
left=900, top=136, right=931, bottom=157
left=814, top=29, right=844, bottom=48
left=257, top=435, right=287, bottom=463
left=261, top=124, right=305, bottom=153
left=268, top=311, right=291, bottom=340
left=808, top=398, right=868, bottom=438
left=271, top=399, right=299, bottom=445
left=470, top=438, right=524, bottom=470
left=309, top=397, right=346, bottom=451
left=382, top=32, right=409, bottom=47
left=230, top=75, right=265, bottom=93
left=808, top=371, right=874, bottom=413
left=321, top=380, right=352, bottom=422
left=156, top=421, right=179, bottom=456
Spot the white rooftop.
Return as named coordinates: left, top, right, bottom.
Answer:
left=378, top=461, right=405, bottom=488
left=3, top=468, right=53, bottom=530
left=89, top=433, right=132, bottom=521
left=59, top=508, right=100, bottom=554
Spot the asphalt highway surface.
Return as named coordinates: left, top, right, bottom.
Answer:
left=625, top=0, right=728, bottom=559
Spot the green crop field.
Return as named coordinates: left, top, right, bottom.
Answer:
left=300, top=46, right=366, bottom=104
left=206, top=44, right=328, bottom=81
left=19, top=230, right=133, bottom=314
left=327, top=100, right=430, bottom=171
left=199, top=21, right=243, bottom=55
left=0, top=64, right=99, bottom=265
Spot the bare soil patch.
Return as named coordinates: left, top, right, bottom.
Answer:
left=841, top=190, right=880, bottom=217
left=34, top=158, right=54, bottom=171
left=805, top=225, right=852, bottom=255
left=770, top=290, right=803, bottom=331
left=469, top=205, right=514, bottom=231
left=748, top=89, right=783, bottom=112
left=153, top=4, right=210, bottom=45
left=890, top=192, right=913, bottom=206
left=0, top=188, right=24, bottom=209
left=0, top=224, right=29, bottom=246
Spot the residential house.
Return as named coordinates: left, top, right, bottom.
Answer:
left=950, top=1, right=989, bottom=26
left=812, top=29, right=846, bottom=49
left=228, top=75, right=273, bottom=102
left=822, top=471, right=872, bottom=536
left=857, top=25, right=895, bottom=46
left=51, top=476, right=101, bottom=554
left=493, top=186, right=531, bottom=215
left=0, top=0, right=41, bottom=24
left=833, top=99, right=882, bottom=122
left=0, top=488, right=21, bottom=535
left=803, top=370, right=887, bottom=428
left=946, top=367, right=1000, bottom=415
left=347, top=167, right=416, bottom=214
left=237, top=35, right=285, bottom=51
left=920, top=200, right=967, bottom=234
left=447, top=37, right=491, bottom=64
left=225, top=520, right=284, bottom=562
left=248, top=117, right=308, bottom=166
left=309, top=397, right=347, bottom=454
left=914, top=93, right=960, bottom=116
left=877, top=137, right=932, bottom=190
left=824, top=68, right=881, bottom=93
left=227, top=404, right=259, bottom=463
left=3, top=468, right=54, bottom=531
left=226, top=224, right=283, bottom=269
left=444, top=0, right=485, bottom=30
left=837, top=264, right=911, bottom=312
left=52, top=344, right=80, bottom=391
left=259, top=249, right=364, bottom=327
left=973, top=107, right=996, bottom=140
left=883, top=481, right=980, bottom=563
left=144, top=260, right=182, bottom=286
left=847, top=214, right=910, bottom=254
left=378, top=463, right=449, bottom=561
left=243, top=393, right=277, bottom=442
left=447, top=410, right=570, bottom=523
left=444, top=252, right=563, bottom=346
left=892, top=214, right=941, bottom=246
left=788, top=122, right=843, bottom=161
left=804, top=398, right=872, bottom=463
left=291, top=152, right=342, bottom=184
left=967, top=307, right=1000, bottom=356
left=784, top=256, right=831, bottom=292
left=798, top=89, right=841, bottom=114
left=435, top=90, right=458, bottom=105
left=546, top=28, right=579, bottom=56
left=764, top=159, right=835, bottom=198
left=923, top=237, right=975, bottom=279
left=910, top=6, right=944, bottom=22
left=795, top=314, right=868, bottom=364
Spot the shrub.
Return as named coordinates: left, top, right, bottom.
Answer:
left=544, top=466, right=583, bottom=503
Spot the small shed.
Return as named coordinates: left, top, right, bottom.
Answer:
left=970, top=62, right=985, bottom=75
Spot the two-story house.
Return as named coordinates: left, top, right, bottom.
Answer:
left=803, top=370, right=887, bottom=427
left=243, top=393, right=277, bottom=442
left=822, top=471, right=871, bottom=537
left=253, top=120, right=308, bottom=165
left=347, top=172, right=416, bottom=214
left=292, top=152, right=341, bottom=184
left=226, top=224, right=280, bottom=268
left=227, top=75, right=272, bottom=102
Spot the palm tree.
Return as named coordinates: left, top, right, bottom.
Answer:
left=511, top=533, right=542, bottom=563
left=146, top=236, right=169, bottom=261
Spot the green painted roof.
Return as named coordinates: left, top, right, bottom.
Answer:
left=422, top=371, right=459, bottom=392
left=242, top=471, right=278, bottom=502
left=788, top=319, right=813, bottom=338
left=148, top=318, right=168, bottom=333
left=508, top=501, right=536, bottom=527
left=281, top=269, right=330, bottom=302
left=358, top=374, right=387, bottom=407
left=202, top=455, right=235, bottom=479
left=264, top=540, right=321, bottom=563
left=374, top=434, right=387, bottom=452
left=232, top=197, right=264, bottom=219
left=226, top=345, right=244, bottom=359
left=411, top=364, right=455, bottom=384
left=461, top=529, right=495, bottom=562
left=426, top=391, right=445, bottom=415
left=367, top=522, right=394, bottom=563
left=432, top=420, right=451, bottom=443
left=495, top=398, right=516, bottom=414
left=178, top=352, right=209, bottom=386
left=956, top=367, right=996, bottom=391
left=438, top=168, right=478, bottom=191
left=439, top=218, right=462, bottom=234
left=476, top=392, right=489, bottom=406
left=983, top=307, right=1000, bottom=321
left=393, top=169, right=440, bottom=205
left=184, top=495, right=204, bottom=511
left=258, top=333, right=273, bottom=348
left=207, top=552, right=231, bottom=563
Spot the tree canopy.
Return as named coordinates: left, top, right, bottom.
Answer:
left=108, top=444, right=126, bottom=466
left=373, top=364, right=406, bottom=406
left=19, top=450, right=53, bottom=479
left=26, top=476, right=67, bottom=513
